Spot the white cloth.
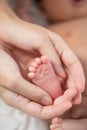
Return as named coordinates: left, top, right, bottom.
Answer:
left=0, top=99, right=49, bottom=130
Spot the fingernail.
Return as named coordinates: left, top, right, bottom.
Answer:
left=41, top=96, right=52, bottom=105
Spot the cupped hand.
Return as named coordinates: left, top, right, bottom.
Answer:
left=0, top=1, right=65, bottom=106
left=0, top=84, right=77, bottom=119
left=46, top=31, right=85, bottom=104
left=0, top=47, right=77, bottom=119
left=0, top=14, right=85, bottom=105
left=0, top=1, right=85, bottom=118
left=0, top=48, right=52, bottom=105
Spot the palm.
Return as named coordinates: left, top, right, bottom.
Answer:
left=11, top=47, right=41, bottom=80
left=0, top=44, right=78, bottom=118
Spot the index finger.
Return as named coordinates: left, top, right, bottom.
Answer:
left=33, top=32, right=66, bottom=78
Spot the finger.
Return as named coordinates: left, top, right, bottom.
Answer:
left=39, top=101, right=72, bottom=119
left=36, top=37, right=66, bottom=78
left=72, top=92, right=82, bottom=104
left=64, top=68, right=82, bottom=104
left=0, top=86, right=72, bottom=119
left=54, top=88, right=77, bottom=104
left=62, top=88, right=77, bottom=101
left=48, top=31, right=85, bottom=93
left=66, top=69, right=76, bottom=89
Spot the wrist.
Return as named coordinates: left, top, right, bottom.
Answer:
left=0, top=0, right=19, bottom=19
left=0, top=0, right=8, bottom=10
left=0, top=0, right=21, bottom=45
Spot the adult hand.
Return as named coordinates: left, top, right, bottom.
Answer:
left=1, top=1, right=85, bottom=90
left=0, top=46, right=54, bottom=105
left=0, top=0, right=85, bottom=119
left=46, top=31, right=85, bottom=104
left=0, top=48, right=77, bottom=119
left=0, top=82, right=77, bottom=119
left=0, top=0, right=66, bottom=106
left=10, top=28, right=85, bottom=105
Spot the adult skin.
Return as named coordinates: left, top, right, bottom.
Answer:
left=0, top=0, right=85, bottom=119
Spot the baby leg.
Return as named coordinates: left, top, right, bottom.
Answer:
left=50, top=117, right=87, bottom=130
left=28, top=56, right=62, bottom=99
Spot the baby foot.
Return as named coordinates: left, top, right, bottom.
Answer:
left=28, top=56, right=62, bottom=99
left=50, top=117, right=87, bottom=130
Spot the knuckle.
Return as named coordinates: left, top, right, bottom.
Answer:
left=4, top=98, right=12, bottom=106
left=32, top=33, right=49, bottom=49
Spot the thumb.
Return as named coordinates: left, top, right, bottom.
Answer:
left=11, top=76, right=52, bottom=105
